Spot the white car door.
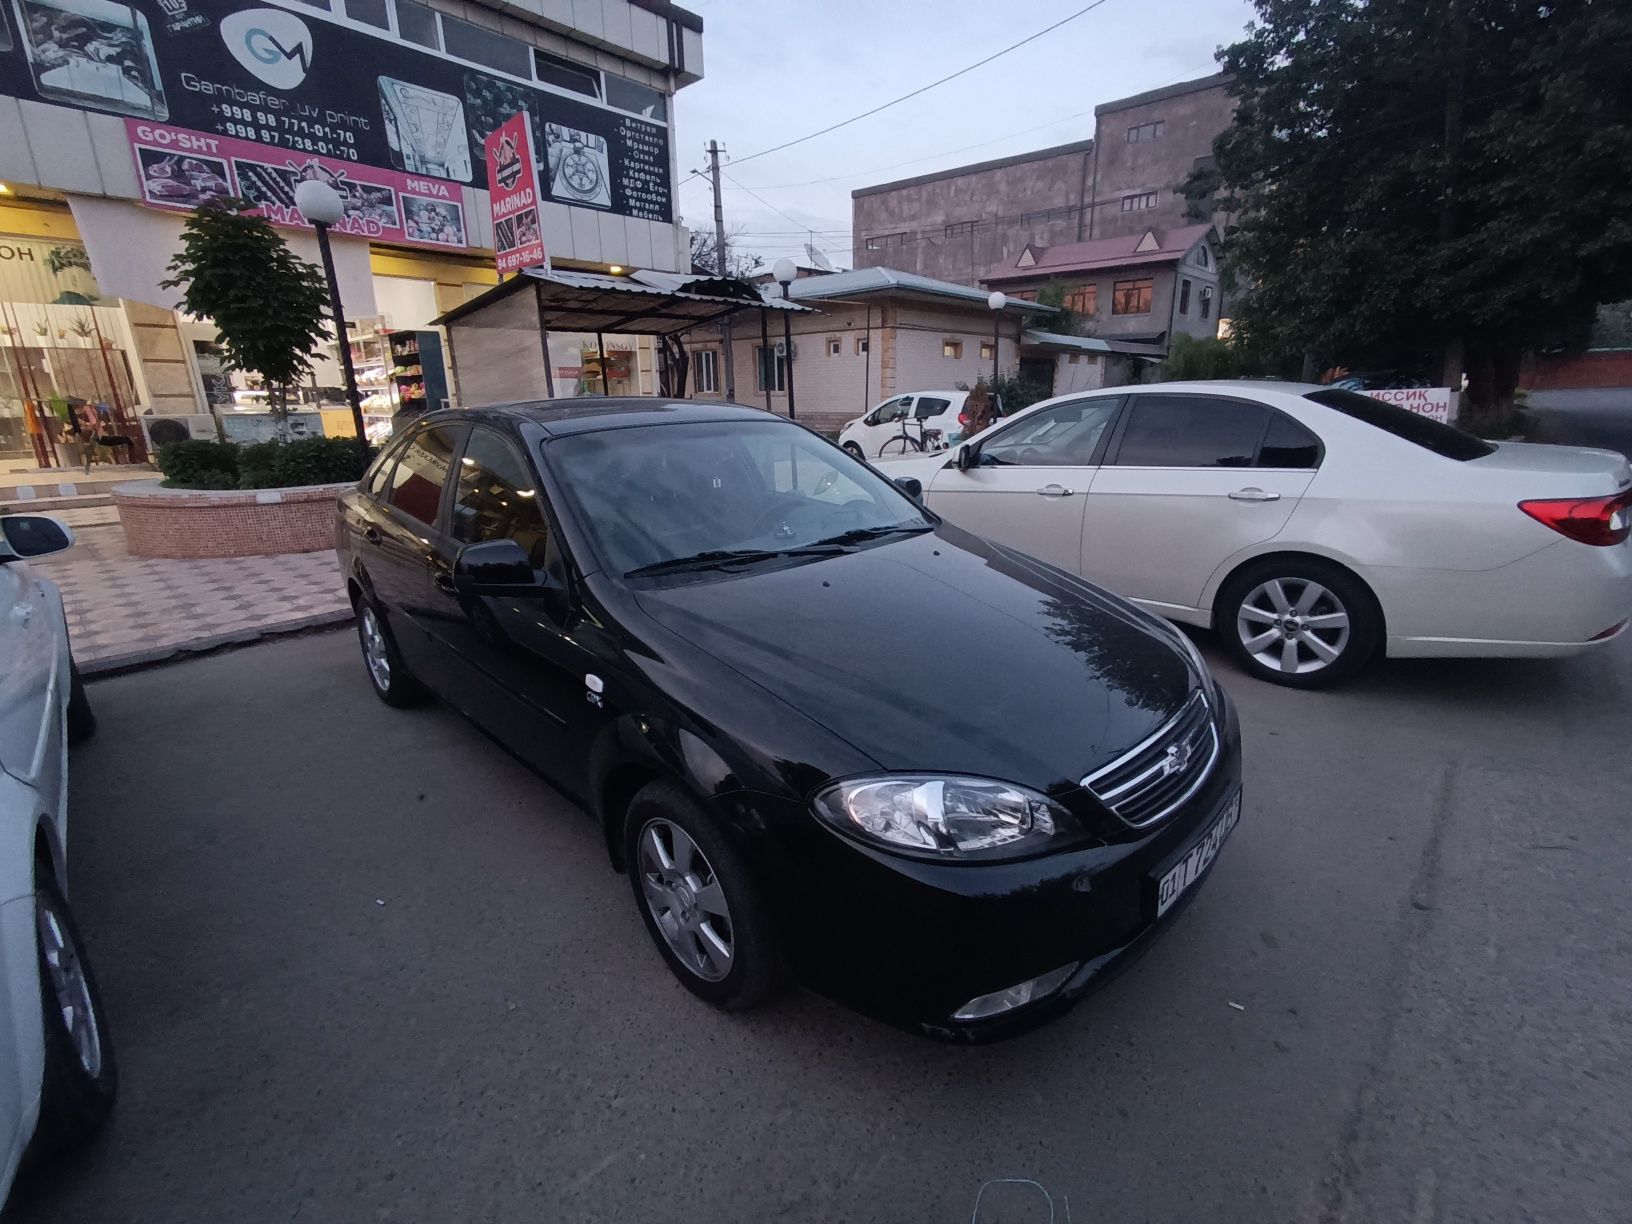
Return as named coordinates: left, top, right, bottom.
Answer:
left=0, top=558, right=55, bottom=786
left=867, top=395, right=917, bottom=456
left=1083, top=392, right=1319, bottom=615
left=923, top=396, right=1122, bottom=573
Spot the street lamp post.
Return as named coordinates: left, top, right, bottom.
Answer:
left=294, top=179, right=366, bottom=443
left=772, top=257, right=797, bottom=421
left=986, top=290, right=1006, bottom=388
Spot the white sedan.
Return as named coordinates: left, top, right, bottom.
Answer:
left=0, top=514, right=113, bottom=1198
left=878, top=380, right=1632, bottom=687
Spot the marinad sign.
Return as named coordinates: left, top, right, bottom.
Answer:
left=484, top=113, right=548, bottom=274
left=126, top=119, right=468, bottom=251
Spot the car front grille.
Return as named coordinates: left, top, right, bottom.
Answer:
left=1082, top=691, right=1219, bottom=828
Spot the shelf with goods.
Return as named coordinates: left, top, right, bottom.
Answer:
left=325, top=318, right=397, bottom=417
left=386, top=329, right=450, bottom=413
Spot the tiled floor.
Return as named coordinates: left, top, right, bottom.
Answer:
left=30, top=524, right=352, bottom=672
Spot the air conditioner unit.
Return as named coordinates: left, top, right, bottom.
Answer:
left=774, top=340, right=797, bottom=360
left=140, top=414, right=218, bottom=449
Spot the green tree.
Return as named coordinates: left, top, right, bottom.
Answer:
left=1196, top=0, right=1632, bottom=432
left=160, top=199, right=330, bottom=434
left=1151, top=333, right=1243, bottom=381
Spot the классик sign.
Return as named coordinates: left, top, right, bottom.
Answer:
left=0, top=0, right=673, bottom=235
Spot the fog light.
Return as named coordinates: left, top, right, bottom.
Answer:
left=951, top=962, right=1078, bottom=1021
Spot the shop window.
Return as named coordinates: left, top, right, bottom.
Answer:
left=606, top=75, right=667, bottom=121
left=441, top=12, right=531, bottom=77
left=942, top=339, right=963, bottom=359
left=826, top=337, right=842, bottom=356
left=395, top=0, right=439, bottom=49
left=535, top=50, right=602, bottom=99
left=1112, top=278, right=1154, bottom=315
left=345, top=0, right=389, bottom=28
left=754, top=346, right=787, bottom=392
left=694, top=349, right=718, bottom=393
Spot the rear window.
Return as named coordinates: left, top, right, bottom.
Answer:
left=1305, top=388, right=1494, bottom=461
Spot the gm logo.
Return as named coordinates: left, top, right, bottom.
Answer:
left=221, top=9, right=313, bottom=90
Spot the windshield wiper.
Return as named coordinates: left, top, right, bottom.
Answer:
left=805, top=522, right=935, bottom=548
left=625, top=545, right=850, bottom=578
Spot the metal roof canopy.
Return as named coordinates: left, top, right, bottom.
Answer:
left=433, top=266, right=813, bottom=337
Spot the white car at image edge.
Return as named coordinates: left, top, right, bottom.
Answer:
left=877, top=379, right=1632, bottom=687
left=0, top=514, right=114, bottom=1200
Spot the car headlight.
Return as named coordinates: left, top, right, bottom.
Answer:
left=812, top=775, right=1075, bottom=858
left=1171, top=627, right=1213, bottom=687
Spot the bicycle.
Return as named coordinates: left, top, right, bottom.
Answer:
left=877, top=412, right=946, bottom=457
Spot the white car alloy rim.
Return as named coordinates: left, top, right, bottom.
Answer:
left=1236, top=578, right=1351, bottom=674
left=36, top=892, right=102, bottom=1079
left=360, top=606, right=391, bottom=690
left=637, top=819, right=734, bottom=982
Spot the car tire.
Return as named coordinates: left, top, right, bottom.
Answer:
left=66, top=660, right=95, bottom=745
left=624, top=780, right=784, bottom=1011
left=842, top=441, right=864, bottom=460
left=1217, top=558, right=1380, bottom=689
left=356, top=596, right=423, bottom=708
left=25, top=877, right=116, bottom=1165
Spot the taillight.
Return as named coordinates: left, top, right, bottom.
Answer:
left=1518, top=491, right=1632, bottom=547
left=958, top=411, right=969, bottom=426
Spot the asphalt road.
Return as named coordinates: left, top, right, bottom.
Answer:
left=7, top=628, right=1631, bottom=1224
left=1525, top=388, right=1632, bottom=459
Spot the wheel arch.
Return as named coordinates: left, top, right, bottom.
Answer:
left=588, top=717, right=739, bottom=874
left=1209, top=548, right=1388, bottom=647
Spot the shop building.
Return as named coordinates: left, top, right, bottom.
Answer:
left=0, top=0, right=702, bottom=471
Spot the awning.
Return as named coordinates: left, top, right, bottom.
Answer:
left=1022, top=328, right=1168, bottom=361
left=433, top=265, right=812, bottom=336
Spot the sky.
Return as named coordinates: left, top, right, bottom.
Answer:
left=671, top=0, right=1259, bottom=270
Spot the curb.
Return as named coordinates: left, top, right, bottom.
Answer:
left=79, top=608, right=355, bottom=678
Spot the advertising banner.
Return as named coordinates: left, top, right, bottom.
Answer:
left=0, top=0, right=673, bottom=225
left=1362, top=386, right=1455, bottom=423
left=484, top=112, right=547, bottom=274
left=126, top=118, right=468, bottom=250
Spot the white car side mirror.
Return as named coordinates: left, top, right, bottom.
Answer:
left=0, top=513, right=76, bottom=561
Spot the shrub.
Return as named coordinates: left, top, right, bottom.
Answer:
left=272, top=436, right=370, bottom=486
left=235, top=440, right=285, bottom=490
left=185, top=467, right=238, bottom=490
left=157, top=439, right=238, bottom=488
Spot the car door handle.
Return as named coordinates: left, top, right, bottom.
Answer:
left=1228, top=488, right=1281, bottom=502
left=363, top=526, right=383, bottom=545
left=1036, top=484, right=1074, bottom=497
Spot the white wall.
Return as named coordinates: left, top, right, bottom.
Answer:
left=1051, top=353, right=1106, bottom=394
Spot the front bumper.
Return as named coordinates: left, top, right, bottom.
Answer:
left=740, top=688, right=1244, bottom=1040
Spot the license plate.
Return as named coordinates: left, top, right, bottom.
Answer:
left=1155, top=790, right=1241, bottom=918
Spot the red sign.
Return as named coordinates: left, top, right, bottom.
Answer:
left=126, top=120, right=468, bottom=252
left=484, top=113, right=549, bottom=275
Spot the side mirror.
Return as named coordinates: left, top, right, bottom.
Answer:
left=453, top=539, right=540, bottom=593
left=892, top=475, right=923, bottom=500
left=955, top=444, right=978, bottom=472
left=0, top=514, right=74, bottom=560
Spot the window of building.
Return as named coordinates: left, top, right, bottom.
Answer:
left=1178, top=278, right=1192, bottom=315
left=1114, top=396, right=1267, bottom=468
left=754, top=346, right=787, bottom=392
left=1068, top=353, right=1082, bottom=364
left=1196, top=245, right=1211, bottom=269
left=1008, top=289, right=1036, bottom=302
left=344, top=0, right=389, bottom=28
left=942, top=339, right=963, bottom=359
left=1020, top=205, right=1079, bottom=226
left=1199, top=286, right=1214, bottom=320
left=534, top=49, right=601, bottom=99
left=979, top=341, right=995, bottom=361
left=386, top=425, right=458, bottom=526
left=865, top=232, right=908, bottom=251
left=395, top=0, right=439, bottom=49
left=441, top=12, right=531, bottom=77
left=1120, top=191, right=1159, bottom=212
left=1064, top=285, right=1097, bottom=315
left=1112, top=278, right=1154, bottom=315
left=854, top=337, right=869, bottom=355
left=826, top=337, right=842, bottom=357
left=450, top=429, right=550, bottom=569
left=605, top=74, right=667, bottom=121
left=1126, top=120, right=1165, bottom=143
left=944, top=220, right=978, bottom=236
left=694, top=349, right=718, bottom=394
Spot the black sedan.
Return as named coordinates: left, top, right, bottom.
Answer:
left=336, top=400, right=1243, bottom=1038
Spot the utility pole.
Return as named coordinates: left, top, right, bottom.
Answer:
left=706, top=139, right=737, bottom=401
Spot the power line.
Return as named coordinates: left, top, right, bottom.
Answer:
left=728, top=0, right=1119, bottom=168
left=722, top=172, right=813, bottom=234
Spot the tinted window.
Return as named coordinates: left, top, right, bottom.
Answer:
left=451, top=429, right=550, bottom=567
left=605, top=75, right=667, bottom=121
left=441, top=13, right=531, bottom=76
left=386, top=426, right=457, bottom=527
left=1258, top=414, right=1322, bottom=468
left=981, top=398, right=1119, bottom=466
left=916, top=396, right=952, bottom=418
left=1305, top=388, right=1494, bottom=460
left=395, top=0, right=439, bottom=48
left=873, top=397, right=912, bottom=424
left=1114, top=395, right=1266, bottom=467
left=363, top=433, right=411, bottom=496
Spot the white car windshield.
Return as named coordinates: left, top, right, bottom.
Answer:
left=548, top=419, right=933, bottom=577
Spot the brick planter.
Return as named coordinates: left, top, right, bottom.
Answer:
left=112, top=479, right=352, bottom=559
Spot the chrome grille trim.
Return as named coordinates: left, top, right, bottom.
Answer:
left=1081, top=691, right=1220, bottom=829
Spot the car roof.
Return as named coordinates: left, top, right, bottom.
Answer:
left=413, top=398, right=789, bottom=437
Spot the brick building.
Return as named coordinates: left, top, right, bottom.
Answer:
left=850, top=73, right=1234, bottom=289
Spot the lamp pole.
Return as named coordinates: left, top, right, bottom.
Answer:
left=294, top=180, right=366, bottom=443
left=773, top=257, right=797, bottom=421
left=986, top=290, right=1006, bottom=388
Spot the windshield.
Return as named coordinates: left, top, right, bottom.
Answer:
left=546, top=419, right=933, bottom=576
